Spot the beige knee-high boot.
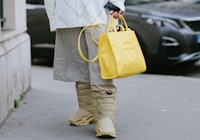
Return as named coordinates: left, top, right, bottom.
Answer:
left=94, top=92, right=116, bottom=138
left=69, top=82, right=96, bottom=126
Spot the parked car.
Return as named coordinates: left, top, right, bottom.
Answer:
left=124, top=0, right=200, bottom=71
left=26, top=0, right=55, bottom=65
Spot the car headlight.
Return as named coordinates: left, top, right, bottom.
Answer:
left=141, top=15, right=181, bottom=29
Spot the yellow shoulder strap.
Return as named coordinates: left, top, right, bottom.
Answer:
left=77, top=25, right=99, bottom=62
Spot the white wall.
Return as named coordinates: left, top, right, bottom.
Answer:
left=1, top=0, right=27, bottom=42
left=0, top=0, right=31, bottom=125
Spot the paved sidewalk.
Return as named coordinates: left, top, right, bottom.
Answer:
left=0, top=66, right=200, bottom=140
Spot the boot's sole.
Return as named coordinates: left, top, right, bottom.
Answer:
left=69, top=108, right=96, bottom=126
left=70, top=114, right=95, bottom=126
left=69, top=114, right=95, bottom=126
left=96, top=130, right=116, bottom=138
left=95, top=117, right=116, bottom=138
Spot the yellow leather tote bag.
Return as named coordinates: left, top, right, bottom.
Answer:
left=78, top=15, right=146, bottom=79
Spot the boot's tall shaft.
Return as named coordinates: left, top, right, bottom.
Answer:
left=69, top=82, right=96, bottom=126
left=95, top=93, right=115, bottom=121
left=94, top=92, right=117, bottom=138
left=76, top=82, right=95, bottom=114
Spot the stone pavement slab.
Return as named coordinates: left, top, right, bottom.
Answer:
left=0, top=66, right=200, bottom=140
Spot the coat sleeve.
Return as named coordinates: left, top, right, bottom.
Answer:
left=44, top=0, right=56, bottom=31
left=109, top=0, right=125, bottom=12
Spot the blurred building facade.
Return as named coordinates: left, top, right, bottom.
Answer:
left=0, top=0, right=31, bottom=124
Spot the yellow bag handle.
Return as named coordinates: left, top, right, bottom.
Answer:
left=78, top=23, right=107, bottom=62
left=119, top=14, right=129, bottom=31
left=77, top=15, right=128, bottom=62
left=107, top=15, right=129, bottom=32
left=78, top=24, right=99, bottom=62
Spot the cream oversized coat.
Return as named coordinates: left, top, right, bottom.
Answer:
left=44, top=0, right=125, bottom=31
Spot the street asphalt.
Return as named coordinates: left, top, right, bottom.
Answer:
left=0, top=65, right=200, bottom=140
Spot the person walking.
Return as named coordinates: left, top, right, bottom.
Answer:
left=44, top=0, right=125, bottom=138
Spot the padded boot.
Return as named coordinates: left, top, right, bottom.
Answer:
left=69, top=82, right=96, bottom=126
left=94, top=92, right=116, bottom=138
